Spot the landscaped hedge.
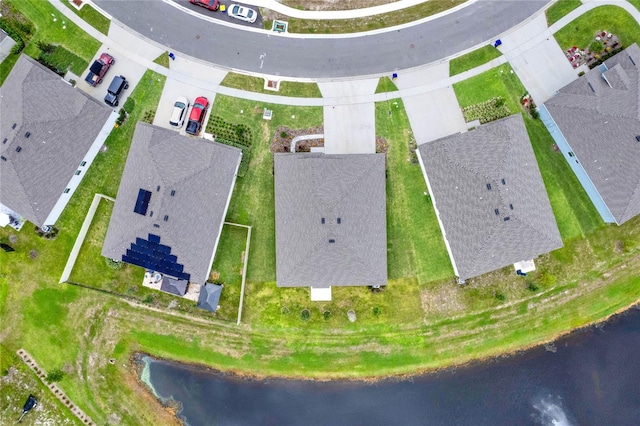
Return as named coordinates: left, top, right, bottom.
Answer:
left=37, top=44, right=88, bottom=77
left=0, top=5, right=34, bottom=55
left=461, top=96, right=511, bottom=124
left=206, top=115, right=254, bottom=177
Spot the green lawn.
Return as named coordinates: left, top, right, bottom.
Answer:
left=153, top=51, right=170, bottom=68
left=11, top=0, right=100, bottom=63
left=449, top=45, right=502, bottom=76
left=375, top=76, right=399, bottom=94
left=220, top=72, right=322, bottom=98
left=264, top=0, right=467, bottom=34
left=553, top=5, right=640, bottom=51
left=545, top=0, right=582, bottom=26
left=453, top=63, right=527, bottom=112
left=630, top=0, right=640, bottom=12
left=376, top=99, right=452, bottom=283
left=61, top=1, right=111, bottom=35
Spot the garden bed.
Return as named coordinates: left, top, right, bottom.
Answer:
left=270, top=125, right=389, bottom=154
left=206, top=115, right=253, bottom=177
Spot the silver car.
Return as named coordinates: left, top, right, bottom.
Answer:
left=228, top=4, right=257, bottom=23
left=169, top=97, right=190, bottom=128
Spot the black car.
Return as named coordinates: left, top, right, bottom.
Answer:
left=104, top=75, right=129, bottom=107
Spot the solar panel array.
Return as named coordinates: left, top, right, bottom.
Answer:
left=121, top=233, right=190, bottom=281
left=134, top=189, right=152, bottom=215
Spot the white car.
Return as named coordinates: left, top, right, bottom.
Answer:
left=228, top=4, right=257, bottom=23
left=169, top=97, right=190, bottom=128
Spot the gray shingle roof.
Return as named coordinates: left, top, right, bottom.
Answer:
left=102, top=122, right=242, bottom=284
left=160, top=277, right=188, bottom=296
left=197, top=283, right=222, bottom=312
left=0, top=55, right=111, bottom=227
left=544, top=44, right=640, bottom=224
left=418, top=114, right=562, bottom=280
left=274, top=153, right=387, bottom=288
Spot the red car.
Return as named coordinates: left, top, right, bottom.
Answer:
left=185, top=97, right=209, bottom=136
left=189, top=0, right=220, bottom=11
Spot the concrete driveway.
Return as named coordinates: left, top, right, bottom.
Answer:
left=319, top=79, right=378, bottom=154
left=154, top=58, right=227, bottom=135
left=498, top=14, right=578, bottom=103
left=75, top=44, right=150, bottom=112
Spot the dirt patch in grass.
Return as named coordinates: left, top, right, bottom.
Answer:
left=421, top=282, right=466, bottom=316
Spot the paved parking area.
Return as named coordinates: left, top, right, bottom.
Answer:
left=319, top=79, right=378, bottom=154
left=75, top=45, right=149, bottom=112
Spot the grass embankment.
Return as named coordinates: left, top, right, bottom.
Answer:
left=220, top=72, right=322, bottom=98
left=263, top=0, right=467, bottom=34
left=553, top=5, right=640, bottom=50
left=545, top=0, right=581, bottom=26
left=61, top=1, right=111, bottom=35
left=449, top=45, right=502, bottom=76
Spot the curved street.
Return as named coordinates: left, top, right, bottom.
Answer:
left=92, top=0, right=549, bottom=78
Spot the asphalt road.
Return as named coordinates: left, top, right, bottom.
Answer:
left=94, top=0, right=549, bottom=79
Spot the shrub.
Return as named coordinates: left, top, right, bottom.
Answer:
left=123, top=97, right=136, bottom=114
left=373, top=306, right=382, bottom=316
left=105, top=258, right=123, bottom=270
left=527, top=282, right=539, bottom=292
left=280, top=131, right=288, bottom=138
left=494, top=291, right=506, bottom=302
left=323, top=310, right=331, bottom=320
left=36, top=40, right=55, bottom=54
left=300, top=309, right=310, bottom=321
left=46, top=368, right=64, bottom=383
left=461, top=97, right=511, bottom=124
left=588, top=41, right=604, bottom=53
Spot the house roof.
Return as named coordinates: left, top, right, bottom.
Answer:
left=274, top=153, right=387, bottom=288
left=544, top=43, right=640, bottom=224
left=102, top=122, right=242, bottom=284
left=197, top=283, right=222, bottom=312
left=0, top=54, right=111, bottom=227
left=418, top=114, right=562, bottom=280
left=160, top=277, right=188, bottom=296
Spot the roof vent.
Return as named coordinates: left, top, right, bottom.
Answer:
left=24, top=132, right=30, bottom=138
left=149, top=211, right=154, bottom=217
left=501, top=178, right=506, bottom=185
left=15, top=146, right=22, bottom=153
left=494, top=209, right=500, bottom=215
left=321, top=218, right=325, bottom=224
left=1, top=156, right=6, bottom=161
left=337, top=218, right=341, bottom=224
left=156, top=185, right=161, bottom=192
left=170, top=190, right=176, bottom=196
left=153, top=224, right=160, bottom=228
left=328, top=239, right=335, bottom=243
left=503, top=216, right=510, bottom=221
left=12, top=123, right=16, bottom=129
left=163, top=215, right=169, bottom=222
left=486, top=183, right=492, bottom=190
left=588, top=82, right=595, bottom=93
left=636, top=135, right=640, bottom=142
left=630, top=55, right=637, bottom=66
left=509, top=203, right=514, bottom=210
left=2, top=138, right=7, bottom=144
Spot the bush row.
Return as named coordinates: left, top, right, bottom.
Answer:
left=206, top=115, right=253, bottom=147
left=462, top=96, right=511, bottom=124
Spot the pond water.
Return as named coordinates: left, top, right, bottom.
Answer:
left=140, top=306, right=640, bottom=425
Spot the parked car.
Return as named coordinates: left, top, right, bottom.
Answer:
left=227, top=4, right=257, bottom=23
left=185, top=97, right=209, bottom=136
left=104, top=75, right=129, bottom=107
left=189, top=0, right=220, bottom=11
left=84, top=53, right=114, bottom=87
left=169, top=97, right=190, bottom=128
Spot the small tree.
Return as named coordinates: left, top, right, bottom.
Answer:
left=46, top=368, right=64, bottom=383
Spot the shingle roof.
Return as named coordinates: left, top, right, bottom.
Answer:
left=274, top=153, right=387, bottom=288
left=197, top=283, right=222, bottom=312
left=418, top=114, right=562, bottom=280
left=0, top=55, right=111, bottom=227
left=544, top=43, right=640, bottom=224
left=160, top=277, right=188, bottom=296
left=102, top=122, right=242, bottom=284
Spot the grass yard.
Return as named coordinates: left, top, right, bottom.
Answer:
left=210, top=95, right=323, bottom=284
left=11, top=0, right=100, bottom=63
left=545, top=0, right=582, bottom=26
left=631, top=0, right=640, bottom=12
left=375, top=76, right=399, bottom=94
left=153, top=51, right=171, bottom=68
left=263, top=0, right=467, bottom=34
left=376, top=99, right=452, bottom=283
left=209, top=224, right=249, bottom=322
left=61, top=1, right=111, bottom=35
left=553, top=5, right=640, bottom=51
left=220, top=72, right=322, bottom=98
left=38, top=44, right=88, bottom=75
left=449, top=45, right=502, bottom=76
left=453, top=63, right=527, bottom=112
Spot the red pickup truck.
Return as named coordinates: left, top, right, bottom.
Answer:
left=84, top=53, right=115, bottom=87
